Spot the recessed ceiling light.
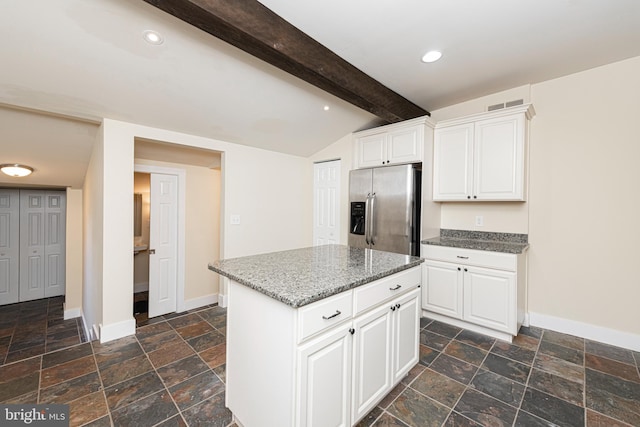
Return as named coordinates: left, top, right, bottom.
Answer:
left=421, top=50, right=442, bottom=63
left=323, top=105, right=330, bottom=111
left=1, top=163, right=34, bottom=177
left=143, top=30, right=164, bottom=45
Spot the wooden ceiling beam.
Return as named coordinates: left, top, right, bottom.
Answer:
left=143, top=0, right=430, bottom=122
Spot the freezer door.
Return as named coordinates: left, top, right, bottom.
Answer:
left=348, top=168, right=373, bottom=249
left=370, top=165, right=417, bottom=255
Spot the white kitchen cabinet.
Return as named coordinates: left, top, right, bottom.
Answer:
left=422, top=245, right=526, bottom=342
left=298, top=325, right=353, bottom=427
left=354, top=117, right=433, bottom=169
left=433, top=104, right=534, bottom=201
left=226, top=266, right=422, bottom=427
left=351, top=287, right=420, bottom=424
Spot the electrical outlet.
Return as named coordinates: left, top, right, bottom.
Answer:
left=475, top=215, right=484, bottom=227
left=230, top=214, right=241, bottom=225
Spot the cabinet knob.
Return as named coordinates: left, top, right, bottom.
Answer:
left=382, top=161, right=385, bottom=165
left=349, top=328, right=355, bottom=335
left=390, top=305, right=396, bottom=311
left=467, top=196, right=471, bottom=199
left=457, top=267, right=461, bottom=271
left=473, top=195, right=477, bottom=199
left=395, top=303, right=401, bottom=309
left=464, top=268, right=468, bottom=272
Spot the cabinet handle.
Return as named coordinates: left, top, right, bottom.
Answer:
left=322, top=310, right=341, bottom=320
left=349, top=328, right=355, bottom=335
left=389, top=285, right=402, bottom=291
left=456, top=256, right=469, bottom=259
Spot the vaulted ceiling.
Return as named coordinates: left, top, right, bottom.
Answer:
left=1, top=0, right=639, bottom=188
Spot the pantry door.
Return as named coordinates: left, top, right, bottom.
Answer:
left=0, top=190, right=19, bottom=305
left=313, top=160, right=341, bottom=246
left=148, top=173, right=178, bottom=317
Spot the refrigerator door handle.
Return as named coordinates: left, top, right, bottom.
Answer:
left=364, top=193, right=371, bottom=245
left=370, top=192, right=376, bottom=245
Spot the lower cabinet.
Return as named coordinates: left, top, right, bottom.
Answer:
left=422, top=244, right=526, bottom=341
left=226, top=266, right=422, bottom=427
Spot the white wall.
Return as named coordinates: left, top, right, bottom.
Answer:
left=64, top=188, right=83, bottom=318
left=82, top=124, right=104, bottom=340
left=528, top=56, right=640, bottom=341
left=92, top=119, right=312, bottom=341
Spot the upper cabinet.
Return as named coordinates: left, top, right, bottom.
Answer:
left=433, top=104, right=535, bottom=202
left=354, top=116, right=433, bottom=169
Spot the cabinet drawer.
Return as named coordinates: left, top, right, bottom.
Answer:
left=422, top=245, right=516, bottom=271
left=298, top=291, right=353, bottom=342
left=354, top=267, right=421, bottom=315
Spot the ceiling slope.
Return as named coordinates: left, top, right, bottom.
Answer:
left=142, top=0, right=429, bottom=123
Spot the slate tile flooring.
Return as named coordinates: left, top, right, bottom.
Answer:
left=1, top=298, right=639, bottom=426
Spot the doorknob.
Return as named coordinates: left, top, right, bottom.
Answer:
left=149, top=249, right=156, bottom=254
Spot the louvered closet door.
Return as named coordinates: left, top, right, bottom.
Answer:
left=0, top=190, right=20, bottom=305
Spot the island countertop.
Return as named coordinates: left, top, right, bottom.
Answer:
left=208, top=244, right=423, bottom=308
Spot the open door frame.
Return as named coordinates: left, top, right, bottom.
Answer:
left=134, top=163, right=186, bottom=314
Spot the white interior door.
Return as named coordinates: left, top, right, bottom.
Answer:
left=313, top=160, right=341, bottom=246
left=0, top=190, right=20, bottom=305
left=44, top=192, right=66, bottom=297
left=149, top=173, right=178, bottom=317
left=20, top=191, right=45, bottom=302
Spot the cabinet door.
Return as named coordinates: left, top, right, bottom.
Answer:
left=463, top=267, right=516, bottom=334
left=356, top=133, right=387, bottom=168
left=387, top=125, right=422, bottom=164
left=422, top=260, right=463, bottom=319
left=351, top=303, right=392, bottom=424
left=433, top=123, right=474, bottom=201
left=473, top=114, right=525, bottom=200
left=392, top=288, right=421, bottom=383
left=297, top=326, right=352, bottom=427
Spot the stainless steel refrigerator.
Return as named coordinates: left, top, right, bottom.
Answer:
left=348, top=164, right=421, bottom=256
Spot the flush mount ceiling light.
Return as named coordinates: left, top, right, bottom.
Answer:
left=1, top=163, right=34, bottom=177
left=421, top=50, right=442, bottom=63
left=323, top=105, right=330, bottom=111
left=143, top=30, right=164, bottom=45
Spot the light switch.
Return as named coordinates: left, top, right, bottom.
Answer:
left=475, top=215, right=484, bottom=227
left=230, top=214, right=241, bottom=225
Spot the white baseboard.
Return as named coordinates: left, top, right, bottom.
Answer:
left=218, top=293, right=228, bottom=308
left=91, top=322, right=99, bottom=342
left=134, top=281, right=149, bottom=293
left=99, top=318, right=136, bottom=343
left=184, top=293, right=218, bottom=311
left=63, top=303, right=82, bottom=320
left=528, top=312, right=640, bottom=352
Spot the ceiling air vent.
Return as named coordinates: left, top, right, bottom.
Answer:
left=487, top=103, right=505, bottom=111
left=505, top=99, right=524, bottom=108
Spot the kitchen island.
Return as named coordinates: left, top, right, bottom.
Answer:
left=209, top=245, right=423, bottom=427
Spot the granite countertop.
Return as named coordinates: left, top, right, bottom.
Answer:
left=208, top=245, right=423, bottom=308
left=421, top=229, right=529, bottom=254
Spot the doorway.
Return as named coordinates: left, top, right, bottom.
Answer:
left=133, top=165, right=185, bottom=321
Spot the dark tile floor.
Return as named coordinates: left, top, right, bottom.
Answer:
left=1, top=297, right=639, bottom=426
